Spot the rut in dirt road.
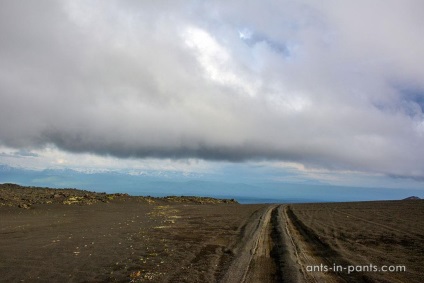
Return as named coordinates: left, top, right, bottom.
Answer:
left=242, top=205, right=281, bottom=283
left=220, top=205, right=302, bottom=283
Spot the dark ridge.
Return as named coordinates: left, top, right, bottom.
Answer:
left=0, top=183, right=238, bottom=208
left=403, top=196, right=421, bottom=200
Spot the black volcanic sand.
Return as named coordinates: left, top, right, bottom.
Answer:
left=0, top=184, right=265, bottom=282
left=2, top=184, right=423, bottom=283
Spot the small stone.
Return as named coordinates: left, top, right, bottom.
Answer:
left=18, top=203, right=30, bottom=209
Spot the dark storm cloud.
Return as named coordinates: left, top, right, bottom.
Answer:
left=1, top=0, right=424, bottom=179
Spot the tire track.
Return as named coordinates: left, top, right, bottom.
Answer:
left=220, top=205, right=278, bottom=283
left=283, top=206, right=337, bottom=283
left=242, top=205, right=278, bottom=283
left=335, top=209, right=407, bottom=235
left=222, top=204, right=364, bottom=283
left=284, top=206, right=371, bottom=283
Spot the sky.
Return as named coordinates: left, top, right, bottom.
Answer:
left=1, top=1, right=424, bottom=199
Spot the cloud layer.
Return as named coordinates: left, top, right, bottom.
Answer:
left=1, top=0, right=424, bottom=179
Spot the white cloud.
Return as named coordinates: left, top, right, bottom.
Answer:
left=182, top=25, right=259, bottom=97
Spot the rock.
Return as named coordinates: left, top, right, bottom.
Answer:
left=18, top=203, right=31, bottom=209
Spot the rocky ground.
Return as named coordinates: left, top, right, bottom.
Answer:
left=0, top=183, right=259, bottom=283
left=1, top=183, right=422, bottom=282
left=0, top=183, right=237, bottom=208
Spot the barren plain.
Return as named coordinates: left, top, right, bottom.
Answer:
left=1, top=183, right=423, bottom=282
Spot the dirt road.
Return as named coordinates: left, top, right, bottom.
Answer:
left=222, top=201, right=423, bottom=283
left=221, top=205, right=304, bottom=283
left=221, top=205, right=345, bottom=283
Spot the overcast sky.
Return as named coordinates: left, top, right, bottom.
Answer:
left=1, top=0, right=424, bottom=188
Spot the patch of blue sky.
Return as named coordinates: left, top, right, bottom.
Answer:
left=238, top=28, right=295, bottom=59
left=392, top=84, right=424, bottom=119
left=13, top=149, right=40, bottom=158
left=392, top=81, right=423, bottom=103
left=400, top=88, right=424, bottom=112
left=371, top=83, right=424, bottom=118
